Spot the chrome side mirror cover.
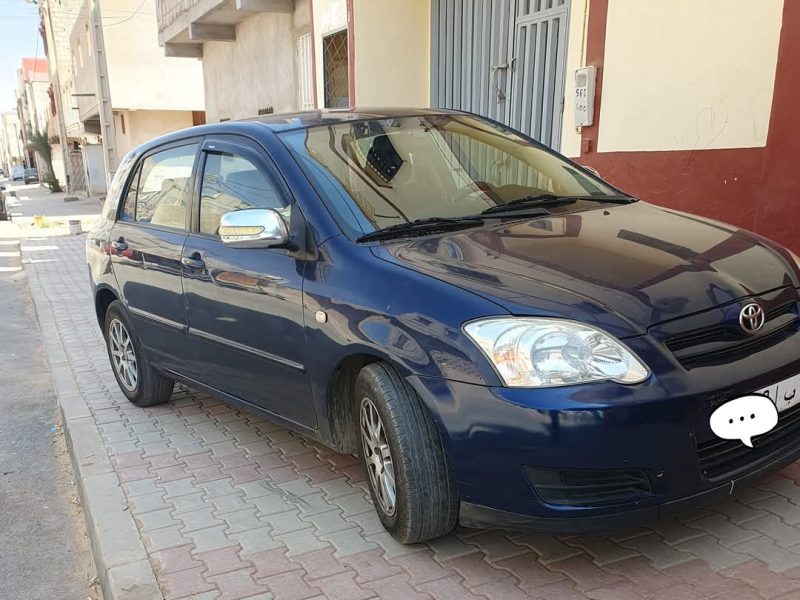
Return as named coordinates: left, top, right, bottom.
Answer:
left=219, top=208, right=288, bottom=248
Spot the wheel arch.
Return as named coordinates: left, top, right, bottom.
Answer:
left=94, top=285, right=119, bottom=329
left=321, top=349, right=453, bottom=461
left=324, top=352, right=384, bottom=454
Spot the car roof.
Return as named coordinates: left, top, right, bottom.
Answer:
left=247, top=107, right=460, bottom=129
left=129, top=107, right=465, bottom=156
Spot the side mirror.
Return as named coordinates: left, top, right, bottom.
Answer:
left=219, top=208, right=288, bottom=248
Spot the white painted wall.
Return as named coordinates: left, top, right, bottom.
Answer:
left=102, top=0, right=205, bottom=112
left=352, top=0, right=430, bottom=107
left=598, top=0, right=783, bottom=153
left=114, top=109, right=196, bottom=157
left=202, top=0, right=310, bottom=122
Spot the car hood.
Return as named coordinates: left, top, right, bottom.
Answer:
left=371, top=202, right=800, bottom=338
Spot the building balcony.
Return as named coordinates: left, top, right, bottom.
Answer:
left=156, top=0, right=293, bottom=57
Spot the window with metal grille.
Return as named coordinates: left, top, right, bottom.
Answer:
left=323, top=30, right=349, bottom=108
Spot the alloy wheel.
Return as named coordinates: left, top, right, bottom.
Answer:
left=360, top=396, right=397, bottom=516
left=109, top=319, right=138, bottom=392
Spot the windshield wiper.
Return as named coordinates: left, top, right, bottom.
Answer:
left=481, top=193, right=634, bottom=215
left=356, top=216, right=485, bottom=243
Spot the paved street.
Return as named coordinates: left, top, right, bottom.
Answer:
left=0, top=187, right=98, bottom=599
left=10, top=182, right=800, bottom=599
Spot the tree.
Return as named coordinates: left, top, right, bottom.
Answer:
left=26, top=128, right=62, bottom=192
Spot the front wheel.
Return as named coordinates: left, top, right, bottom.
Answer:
left=355, top=363, right=458, bottom=543
left=104, top=300, right=174, bottom=407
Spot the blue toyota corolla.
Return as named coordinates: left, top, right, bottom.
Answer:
left=87, top=109, right=800, bottom=543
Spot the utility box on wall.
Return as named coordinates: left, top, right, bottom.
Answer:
left=575, top=66, right=597, bottom=127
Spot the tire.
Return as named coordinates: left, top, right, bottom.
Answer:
left=355, top=363, right=458, bottom=543
left=104, top=300, right=174, bottom=407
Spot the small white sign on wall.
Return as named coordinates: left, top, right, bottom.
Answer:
left=575, top=66, right=597, bottom=127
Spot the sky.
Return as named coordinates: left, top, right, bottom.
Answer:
left=0, top=0, right=41, bottom=113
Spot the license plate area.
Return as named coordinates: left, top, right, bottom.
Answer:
left=756, top=373, right=800, bottom=413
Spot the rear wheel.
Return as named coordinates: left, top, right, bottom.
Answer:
left=355, top=363, right=458, bottom=543
left=104, top=300, right=174, bottom=407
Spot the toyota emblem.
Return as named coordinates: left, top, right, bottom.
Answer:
left=739, top=303, right=765, bottom=334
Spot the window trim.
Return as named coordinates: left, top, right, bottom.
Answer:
left=114, top=137, right=204, bottom=234
left=190, top=136, right=292, bottom=240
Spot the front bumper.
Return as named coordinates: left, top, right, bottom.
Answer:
left=409, top=330, right=800, bottom=533
left=459, top=435, right=800, bottom=533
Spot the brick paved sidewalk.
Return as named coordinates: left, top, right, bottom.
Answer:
left=21, top=233, right=800, bottom=600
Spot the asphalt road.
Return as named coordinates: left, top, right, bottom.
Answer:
left=0, top=269, right=98, bottom=599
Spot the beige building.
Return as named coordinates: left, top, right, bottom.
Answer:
left=70, top=0, right=206, bottom=191
left=0, top=112, right=24, bottom=176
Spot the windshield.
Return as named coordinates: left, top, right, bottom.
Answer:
left=279, top=114, right=623, bottom=238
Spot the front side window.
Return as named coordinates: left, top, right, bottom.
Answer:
left=199, top=152, right=284, bottom=236
left=119, top=143, right=197, bottom=230
left=280, top=115, right=622, bottom=237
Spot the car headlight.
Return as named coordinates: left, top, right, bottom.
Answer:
left=464, top=317, right=650, bottom=388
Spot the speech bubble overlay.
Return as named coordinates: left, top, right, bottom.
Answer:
left=709, top=394, right=778, bottom=448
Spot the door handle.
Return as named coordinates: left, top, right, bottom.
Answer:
left=111, top=237, right=128, bottom=251
left=181, top=253, right=205, bottom=270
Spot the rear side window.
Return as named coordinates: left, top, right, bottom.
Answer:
left=118, top=143, right=198, bottom=230
left=199, top=152, right=284, bottom=236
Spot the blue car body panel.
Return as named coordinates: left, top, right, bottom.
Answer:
left=86, top=109, right=800, bottom=532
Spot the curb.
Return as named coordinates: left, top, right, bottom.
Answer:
left=0, top=239, right=22, bottom=273
left=25, top=267, right=162, bottom=600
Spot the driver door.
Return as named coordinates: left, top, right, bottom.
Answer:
left=181, top=137, right=315, bottom=428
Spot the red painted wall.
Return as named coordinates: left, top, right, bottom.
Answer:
left=754, top=0, right=800, bottom=252
left=579, top=0, right=800, bottom=252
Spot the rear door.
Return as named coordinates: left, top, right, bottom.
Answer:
left=109, top=140, right=201, bottom=369
left=181, top=136, right=315, bottom=427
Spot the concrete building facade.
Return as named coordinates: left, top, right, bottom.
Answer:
left=157, top=0, right=311, bottom=123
